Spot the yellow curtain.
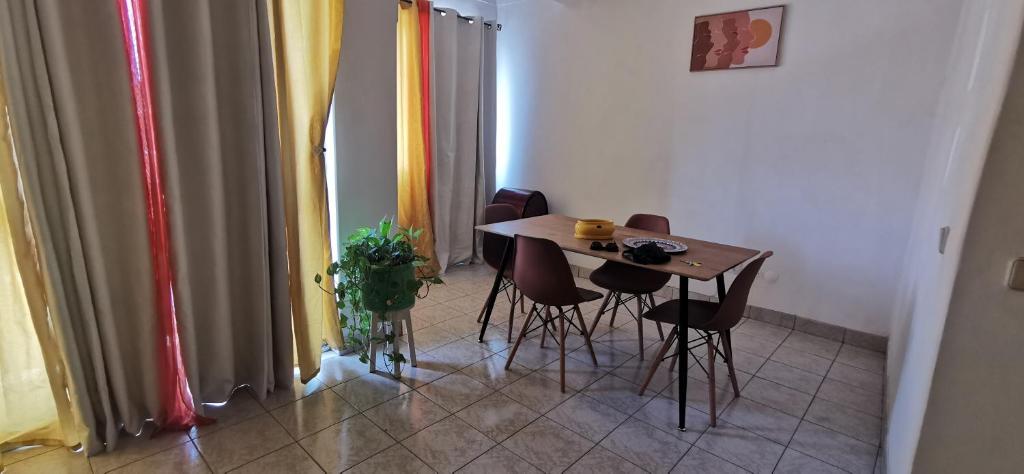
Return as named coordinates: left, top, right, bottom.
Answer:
left=0, top=49, right=78, bottom=465
left=266, top=0, right=344, bottom=381
left=397, top=1, right=439, bottom=275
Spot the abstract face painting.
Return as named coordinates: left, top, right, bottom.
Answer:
left=691, top=6, right=784, bottom=71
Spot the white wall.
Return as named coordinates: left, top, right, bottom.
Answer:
left=433, top=0, right=496, bottom=19
left=496, top=0, right=964, bottom=336
left=332, top=0, right=398, bottom=243
left=885, top=1, right=1024, bottom=471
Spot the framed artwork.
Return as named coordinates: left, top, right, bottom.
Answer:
left=691, top=5, right=785, bottom=72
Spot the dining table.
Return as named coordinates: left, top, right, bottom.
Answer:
left=474, top=214, right=760, bottom=431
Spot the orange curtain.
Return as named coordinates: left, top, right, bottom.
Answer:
left=266, top=0, right=345, bottom=381
left=397, top=0, right=439, bottom=275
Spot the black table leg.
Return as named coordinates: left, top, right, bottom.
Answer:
left=678, top=274, right=688, bottom=431
left=478, top=239, right=513, bottom=342
left=716, top=274, right=726, bottom=303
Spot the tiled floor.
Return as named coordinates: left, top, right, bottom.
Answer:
left=3, top=264, right=887, bottom=474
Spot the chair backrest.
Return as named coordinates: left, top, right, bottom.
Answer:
left=513, top=234, right=581, bottom=307
left=625, top=213, right=670, bottom=234
left=483, top=204, right=520, bottom=271
left=708, top=251, right=773, bottom=331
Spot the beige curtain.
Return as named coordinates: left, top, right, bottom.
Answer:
left=0, top=0, right=162, bottom=454
left=146, top=0, right=294, bottom=404
left=0, top=52, right=79, bottom=466
left=266, top=0, right=345, bottom=382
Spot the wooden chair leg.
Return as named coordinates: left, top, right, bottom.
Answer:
left=635, top=294, right=646, bottom=360
left=723, top=330, right=741, bottom=397
left=706, top=333, right=717, bottom=427
left=588, top=292, right=614, bottom=335
left=505, top=304, right=539, bottom=369
left=574, top=305, right=599, bottom=366
left=559, top=307, right=567, bottom=393
left=639, top=326, right=677, bottom=395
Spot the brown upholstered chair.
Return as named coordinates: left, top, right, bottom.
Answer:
left=476, top=204, right=526, bottom=342
left=588, top=214, right=671, bottom=359
left=637, top=251, right=773, bottom=426
left=504, top=235, right=601, bottom=392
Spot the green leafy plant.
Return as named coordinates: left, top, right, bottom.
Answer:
left=316, top=217, right=442, bottom=374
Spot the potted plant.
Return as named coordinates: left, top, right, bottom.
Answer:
left=316, top=217, right=441, bottom=377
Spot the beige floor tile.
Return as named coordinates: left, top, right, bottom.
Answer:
left=91, top=424, right=193, bottom=473
left=454, top=392, right=540, bottom=442
left=735, top=320, right=792, bottom=345
left=724, top=348, right=769, bottom=374
left=742, top=377, right=813, bottom=418
left=770, top=347, right=833, bottom=376
left=395, top=351, right=458, bottom=388
left=600, top=418, right=689, bottom=473
left=593, top=326, right=644, bottom=356
left=1, top=445, right=58, bottom=465
left=755, top=361, right=823, bottom=395
left=660, top=375, right=736, bottom=418
left=445, top=294, right=489, bottom=315
left=333, top=373, right=413, bottom=411
left=499, top=342, right=562, bottom=370
left=835, top=345, right=885, bottom=374
left=815, top=379, right=883, bottom=417
left=500, top=372, right=576, bottom=413
left=775, top=448, right=846, bottom=473
left=109, top=441, right=209, bottom=474
left=260, top=375, right=329, bottom=410
left=193, top=414, right=293, bottom=473
left=471, top=331, right=513, bottom=354
left=782, top=333, right=840, bottom=360
left=456, top=445, right=542, bottom=474
left=581, top=374, right=654, bottom=415
left=537, top=354, right=608, bottom=391
left=729, top=333, right=781, bottom=358
left=411, top=302, right=463, bottom=326
left=501, top=417, right=594, bottom=474
left=299, top=415, right=395, bottom=473
left=565, top=446, right=645, bottom=474
left=568, top=342, right=633, bottom=369
left=191, top=390, right=268, bottom=439
left=460, top=354, right=530, bottom=389
left=363, top=391, right=450, bottom=440
left=425, top=340, right=494, bottom=369
left=670, top=447, right=747, bottom=474
left=417, top=372, right=494, bottom=412
left=402, top=417, right=495, bottom=473
left=4, top=447, right=91, bottom=474
left=345, top=444, right=432, bottom=474
left=804, top=399, right=882, bottom=446
left=632, top=396, right=710, bottom=444
left=271, top=390, right=360, bottom=439
left=720, top=398, right=801, bottom=445
left=230, top=444, right=323, bottom=474
left=545, top=394, right=628, bottom=442
left=826, top=362, right=884, bottom=395
left=436, top=314, right=488, bottom=339
left=694, top=422, right=785, bottom=474
left=408, top=326, right=462, bottom=353
left=789, top=422, right=877, bottom=474
left=317, top=355, right=373, bottom=387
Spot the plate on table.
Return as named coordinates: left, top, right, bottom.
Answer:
left=622, top=237, right=688, bottom=254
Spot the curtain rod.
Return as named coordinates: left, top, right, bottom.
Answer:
left=398, top=0, right=502, bottom=30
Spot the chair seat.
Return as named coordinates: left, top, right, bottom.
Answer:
left=642, top=298, right=722, bottom=330
left=589, top=261, right=671, bottom=294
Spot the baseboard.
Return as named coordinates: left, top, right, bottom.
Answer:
left=570, top=264, right=887, bottom=353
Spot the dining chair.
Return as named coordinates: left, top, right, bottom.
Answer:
left=588, top=214, right=671, bottom=359
left=476, top=203, right=526, bottom=342
left=636, top=251, right=772, bottom=426
left=504, top=235, right=601, bottom=392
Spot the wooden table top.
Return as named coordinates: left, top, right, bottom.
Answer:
left=475, top=214, right=760, bottom=281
